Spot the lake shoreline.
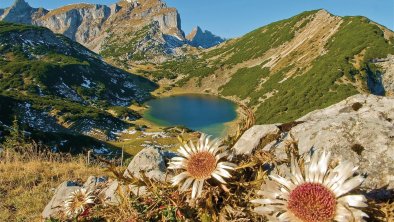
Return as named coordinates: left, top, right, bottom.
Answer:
left=154, top=87, right=246, bottom=138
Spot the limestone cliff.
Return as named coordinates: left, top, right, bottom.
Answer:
left=0, top=0, right=224, bottom=63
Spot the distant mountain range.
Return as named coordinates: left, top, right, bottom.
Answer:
left=0, top=0, right=225, bottom=63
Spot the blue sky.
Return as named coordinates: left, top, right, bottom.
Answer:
left=1, top=0, right=393, bottom=38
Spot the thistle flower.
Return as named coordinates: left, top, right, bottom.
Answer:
left=168, top=134, right=236, bottom=199
left=252, top=150, right=368, bottom=222
left=64, top=188, right=95, bottom=218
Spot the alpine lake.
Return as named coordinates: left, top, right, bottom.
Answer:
left=144, top=94, right=238, bottom=137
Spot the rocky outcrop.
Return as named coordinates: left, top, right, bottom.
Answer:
left=233, top=94, right=394, bottom=190
left=42, top=176, right=111, bottom=219
left=124, top=146, right=175, bottom=182
left=186, top=26, right=225, bottom=48
left=42, top=181, right=82, bottom=219
left=35, top=4, right=112, bottom=44
left=232, top=125, right=280, bottom=155
left=373, top=55, right=394, bottom=96
left=34, top=0, right=185, bottom=54
left=42, top=146, right=175, bottom=218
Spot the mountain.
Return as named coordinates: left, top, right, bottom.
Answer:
left=0, top=0, right=224, bottom=63
left=186, top=26, right=225, bottom=48
left=0, top=0, right=47, bottom=24
left=0, top=21, right=157, bottom=151
left=156, top=10, right=394, bottom=124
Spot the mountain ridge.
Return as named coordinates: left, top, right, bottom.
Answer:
left=154, top=9, right=394, bottom=124
left=0, top=0, right=224, bottom=63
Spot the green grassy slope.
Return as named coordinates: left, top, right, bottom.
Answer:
left=0, top=22, right=157, bottom=151
left=157, top=10, right=394, bottom=124
left=235, top=16, right=394, bottom=123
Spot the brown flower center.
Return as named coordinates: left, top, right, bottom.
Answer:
left=186, top=151, right=217, bottom=179
left=287, top=183, right=336, bottom=222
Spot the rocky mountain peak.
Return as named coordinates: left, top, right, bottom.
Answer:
left=12, top=0, right=30, bottom=8
left=0, top=0, right=225, bottom=63
left=0, top=0, right=46, bottom=24
left=186, top=26, right=225, bottom=48
left=186, top=26, right=203, bottom=39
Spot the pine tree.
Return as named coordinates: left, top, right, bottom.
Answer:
left=3, top=117, right=24, bottom=151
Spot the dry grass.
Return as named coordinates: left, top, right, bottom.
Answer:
left=0, top=157, right=106, bottom=221
left=1, top=109, right=393, bottom=221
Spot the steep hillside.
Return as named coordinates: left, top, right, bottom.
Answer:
left=0, top=21, right=157, bottom=151
left=159, top=10, right=394, bottom=124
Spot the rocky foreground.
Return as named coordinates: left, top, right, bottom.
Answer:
left=42, top=94, right=394, bottom=220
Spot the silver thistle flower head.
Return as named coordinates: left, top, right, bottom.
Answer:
left=252, top=149, right=368, bottom=222
left=168, top=134, right=236, bottom=199
left=64, top=188, right=95, bottom=218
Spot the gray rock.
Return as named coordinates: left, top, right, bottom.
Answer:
left=42, top=181, right=80, bottom=219
left=186, top=26, right=225, bottom=49
left=98, top=180, right=148, bottom=205
left=0, top=0, right=48, bottom=24
left=290, top=94, right=394, bottom=189
left=83, top=176, right=108, bottom=191
left=43, top=176, right=110, bottom=218
left=374, top=54, right=394, bottom=96
left=241, top=94, right=394, bottom=190
left=99, top=180, right=122, bottom=205
left=232, top=124, right=281, bottom=155
left=124, top=147, right=171, bottom=182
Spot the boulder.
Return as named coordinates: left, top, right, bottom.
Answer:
left=124, top=147, right=172, bottom=182
left=83, top=176, right=108, bottom=191
left=43, top=176, right=109, bottom=219
left=236, top=94, right=394, bottom=190
left=375, top=54, right=394, bottom=96
left=98, top=180, right=148, bottom=205
left=42, top=181, right=80, bottom=219
left=232, top=125, right=281, bottom=155
left=290, top=94, right=394, bottom=189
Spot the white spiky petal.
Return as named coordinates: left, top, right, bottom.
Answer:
left=252, top=149, right=368, bottom=222
left=169, top=134, right=236, bottom=199
left=64, top=188, right=95, bottom=218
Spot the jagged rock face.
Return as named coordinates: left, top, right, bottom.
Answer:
left=0, top=0, right=48, bottom=24
left=373, top=55, right=394, bottom=96
left=33, top=0, right=185, bottom=49
left=233, top=94, right=394, bottom=190
left=0, top=0, right=186, bottom=58
left=186, top=26, right=225, bottom=48
left=34, top=4, right=112, bottom=45
left=0, top=0, right=224, bottom=63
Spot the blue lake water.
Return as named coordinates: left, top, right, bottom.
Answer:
left=144, top=94, right=237, bottom=137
